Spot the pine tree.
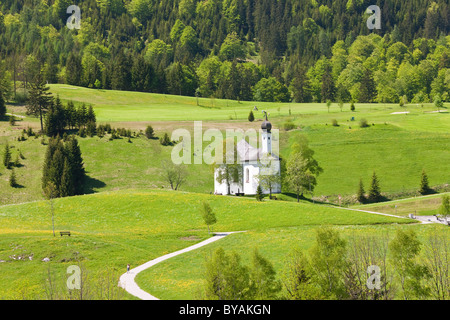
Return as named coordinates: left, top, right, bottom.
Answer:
left=145, top=125, right=155, bottom=139
left=357, top=178, right=366, bottom=203
left=27, top=72, right=53, bottom=132
left=248, top=110, right=255, bottom=122
left=256, top=185, right=264, bottom=201
left=65, top=52, right=82, bottom=86
left=3, top=143, right=11, bottom=169
left=368, top=172, right=381, bottom=203
left=9, top=168, right=17, bottom=187
left=160, top=133, right=171, bottom=146
left=419, top=169, right=430, bottom=195
left=60, top=158, right=74, bottom=197
left=66, top=137, right=85, bottom=195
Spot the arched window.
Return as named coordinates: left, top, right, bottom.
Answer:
left=246, top=168, right=250, bottom=184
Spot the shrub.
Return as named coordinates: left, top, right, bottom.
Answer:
left=256, top=185, right=264, bottom=201
left=283, top=121, right=296, bottom=131
left=331, top=119, right=339, bottom=127
left=160, top=133, right=171, bottom=146
left=248, top=110, right=255, bottom=122
left=350, top=102, right=355, bottom=112
left=359, top=118, right=369, bottom=128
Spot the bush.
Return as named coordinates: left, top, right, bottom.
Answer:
left=331, top=119, right=339, bottom=127
left=160, top=133, right=172, bottom=146
left=359, top=118, right=369, bottom=128
left=350, top=102, right=355, bottom=112
left=283, top=121, right=296, bottom=131
left=248, top=110, right=255, bottom=122
left=145, top=125, right=155, bottom=139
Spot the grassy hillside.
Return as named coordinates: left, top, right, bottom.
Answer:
left=136, top=222, right=446, bottom=300
left=1, top=85, right=449, bottom=206
left=0, top=189, right=410, bottom=299
left=353, top=192, right=450, bottom=217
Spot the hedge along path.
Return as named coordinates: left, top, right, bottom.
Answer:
left=118, top=232, right=243, bottom=300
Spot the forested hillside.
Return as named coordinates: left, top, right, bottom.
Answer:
left=0, top=0, right=449, bottom=104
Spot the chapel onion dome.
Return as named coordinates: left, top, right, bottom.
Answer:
left=261, top=120, right=272, bottom=133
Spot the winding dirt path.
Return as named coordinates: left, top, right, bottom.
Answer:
left=118, top=232, right=240, bottom=300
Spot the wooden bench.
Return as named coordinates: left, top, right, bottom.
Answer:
left=60, top=231, right=71, bottom=237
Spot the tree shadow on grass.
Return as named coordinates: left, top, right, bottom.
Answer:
left=82, top=174, right=107, bottom=195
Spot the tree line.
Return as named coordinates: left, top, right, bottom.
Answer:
left=0, top=0, right=449, bottom=104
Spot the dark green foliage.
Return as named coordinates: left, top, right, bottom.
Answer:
left=368, top=172, right=382, bottom=203
left=9, top=168, right=17, bottom=187
left=248, top=110, right=255, bottom=122
left=42, top=136, right=85, bottom=198
left=357, top=179, right=366, bottom=203
left=419, top=170, right=431, bottom=195
left=86, top=121, right=97, bottom=137
left=0, top=0, right=449, bottom=104
left=3, top=143, right=11, bottom=169
left=159, top=133, right=171, bottom=146
left=145, top=125, right=155, bottom=139
left=256, top=185, right=264, bottom=201
left=27, top=73, right=53, bottom=132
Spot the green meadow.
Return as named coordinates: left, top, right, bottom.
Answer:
left=0, top=189, right=410, bottom=299
left=0, top=85, right=448, bottom=300
left=136, top=222, right=446, bottom=300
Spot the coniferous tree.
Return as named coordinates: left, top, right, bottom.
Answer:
left=9, top=168, right=17, bottom=187
left=248, top=110, right=255, bottom=122
left=60, top=158, right=74, bottom=197
left=3, top=143, right=11, bottom=169
left=65, top=52, right=82, bottom=86
left=256, top=185, right=264, bottom=201
left=27, top=73, right=53, bottom=132
left=368, top=172, right=382, bottom=203
left=145, top=125, right=155, bottom=139
left=357, top=178, right=366, bottom=203
left=66, top=136, right=85, bottom=195
left=419, top=170, right=431, bottom=195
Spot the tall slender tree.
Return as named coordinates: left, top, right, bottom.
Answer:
left=27, top=73, right=53, bottom=132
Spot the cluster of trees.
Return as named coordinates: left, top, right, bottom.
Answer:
left=204, top=226, right=450, bottom=300
left=357, top=169, right=439, bottom=204
left=293, top=33, right=450, bottom=105
left=42, top=136, right=86, bottom=199
left=45, top=98, right=96, bottom=137
left=0, top=0, right=449, bottom=103
left=2, top=142, right=24, bottom=187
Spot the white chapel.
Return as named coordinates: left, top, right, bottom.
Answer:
left=214, top=117, right=281, bottom=196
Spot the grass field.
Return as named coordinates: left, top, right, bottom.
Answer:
left=0, top=85, right=448, bottom=300
left=2, top=86, right=449, bottom=204
left=353, top=192, right=450, bottom=217
left=0, top=189, right=410, bottom=299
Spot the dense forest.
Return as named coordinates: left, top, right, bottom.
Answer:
left=0, top=0, right=449, bottom=104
